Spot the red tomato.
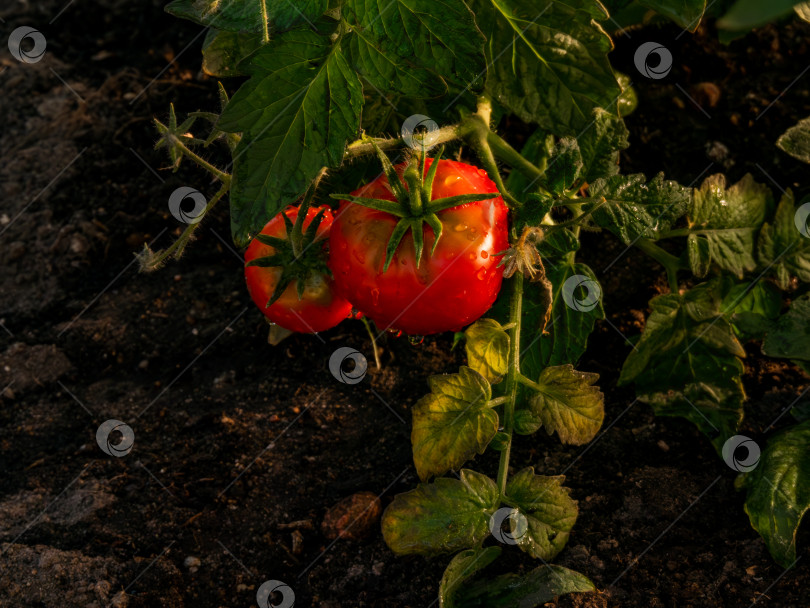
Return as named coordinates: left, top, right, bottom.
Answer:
left=245, top=206, right=353, bottom=333
left=329, top=159, right=509, bottom=335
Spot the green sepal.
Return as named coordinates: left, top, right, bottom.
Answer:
left=254, top=234, right=289, bottom=248
left=424, top=213, right=444, bottom=257
left=423, top=146, right=445, bottom=201
left=426, top=192, right=501, bottom=214
left=245, top=254, right=286, bottom=267
left=412, top=218, right=426, bottom=267
left=329, top=194, right=407, bottom=217
left=384, top=218, right=414, bottom=272
left=373, top=140, right=408, bottom=201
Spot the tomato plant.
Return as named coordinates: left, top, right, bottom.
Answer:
left=143, top=0, right=810, bottom=603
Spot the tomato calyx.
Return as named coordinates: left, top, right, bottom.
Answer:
left=245, top=188, right=331, bottom=308
left=330, top=144, right=501, bottom=272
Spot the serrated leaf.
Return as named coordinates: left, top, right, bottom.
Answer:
left=439, top=546, right=502, bottom=608
left=763, top=294, right=810, bottom=361
left=343, top=0, right=485, bottom=97
left=721, top=279, right=781, bottom=340
left=546, top=137, right=583, bottom=195
left=474, top=0, right=620, bottom=135
left=536, top=262, right=604, bottom=371
left=381, top=469, right=499, bottom=555
left=527, top=364, right=604, bottom=445
left=505, top=468, right=578, bottom=560
left=718, top=0, right=798, bottom=31
left=457, top=564, right=595, bottom=607
left=738, top=420, right=810, bottom=567
left=588, top=172, right=691, bottom=244
left=218, top=28, right=362, bottom=246
left=777, top=116, right=810, bottom=164
left=757, top=191, right=810, bottom=289
left=166, top=0, right=327, bottom=33
left=620, top=280, right=746, bottom=451
left=616, top=72, right=638, bottom=117
left=412, top=367, right=497, bottom=480
left=465, top=319, right=510, bottom=383
left=577, top=108, right=630, bottom=182
left=688, top=173, right=773, bottom=279
left=638, top=0, right=706, bottom=30
left=202, top=29, right=262, bottom=77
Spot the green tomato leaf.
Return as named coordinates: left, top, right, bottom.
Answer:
left=757, top=191, right=810, bottom=289
left=718, top=0, right=799, bottom=31
left=546, top=137, right=583, bottom=195
left=620, top=280, right=747, bottom=452
left=535, top=262, right=604, bottom=372
left=588, top=172, right=691, bottom=244
left=688, top=173, right=773, bottom=279
left=439, top=546, right=502, bottom=608
left=505, top=468, right=578, bottom=560
left=763, top=294, right=810, bottom=361
left=201, top=29, right=262, bottom=78
left=474, top=0, right=621, bottom=135
left=456, top=564, right=595, bottom=607
left=738, top=421, right=810, bottom=568
left=616, top=72, right=638, bottom=116
left=412, top=366, right=497, bottom=480
left=166, top=0, right=327, bottom=33
left=527, top=364, right=605, bottom=445
left=381, top=469, right=499, bottom=555
left=218, top=28, right=363, bottom=246
left=722, top=279, right=782, bottom=340
left=465, top=319, right=510, bottom=384
left=777, top=116, right=810, bottom=164
left=343, top=0, right=485, bottom=97
left=637, top=0, right=706, bottom=30
left=577, top=108, right=630, bottom=183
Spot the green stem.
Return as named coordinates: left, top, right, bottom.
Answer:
left=173, top=138, right=230, bottom=183
left=141, top=180, right=231, bottom=270
left=486, top=131, right=548, bottom=194
left=360, top=316, right=382, bottom=370
left=259, top=0, right=270, bottom=43
left=635, top=238, right=681, bottom=292
left=496, top=271, right=523, bottom=497
left=658, top=227, right=692, bottom=239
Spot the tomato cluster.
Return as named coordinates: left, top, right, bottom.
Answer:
left=244, top=158, right=509, bottom=336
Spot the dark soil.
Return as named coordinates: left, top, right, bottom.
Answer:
left=1, top=2, right=809, bottom=607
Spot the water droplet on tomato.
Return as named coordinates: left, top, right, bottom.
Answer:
left=454, top=224, right=468, bottom=232
left=468, top=253, right=476, bottom=260
left=470, top=227, right=477, bottom=233
left=408, top=335, right=425, bottom=345
left=353, top=249, right=366, bottom=264
left=387, top=328, right=402, bottom=338
left=477, top=268, right=487, bottom=280
left=371, top=288, right=380, bottom=306
left=466, top=232, right=477, bottom=241
left=481, top=251, right=489, bottom=259
left=478, top=168, right=487, bottom=176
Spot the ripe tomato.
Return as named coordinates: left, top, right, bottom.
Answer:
left=245, top=206, right=353, bottom=333
left=329, top=158, right=509, bottom=335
